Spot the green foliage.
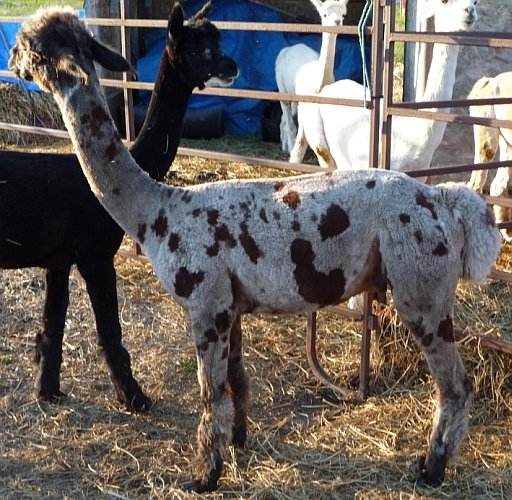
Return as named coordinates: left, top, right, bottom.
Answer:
left=0, top=1, right=82, bottom=17
left=178, top=358, right=197, bottom=374
left=393, top=5, right=406, bottom=65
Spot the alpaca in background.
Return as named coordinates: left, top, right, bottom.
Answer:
left=467, top=71, right=512, bottom=240
left=289, top=0, right=479, bottom=172
left=275, top=0, right=347, bottom=154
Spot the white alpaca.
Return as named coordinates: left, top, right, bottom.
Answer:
left=467, top=71, right=512, bottom=240
left=275, top=0, right=348, bottom=154
left=290, top=0, right=479, bottom=172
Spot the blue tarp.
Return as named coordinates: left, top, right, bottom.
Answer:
left=0, top=21, right=39, bottom=90
left=0, top=1, right=369, bottom=135
left=139, top=0, right=369, bottom=135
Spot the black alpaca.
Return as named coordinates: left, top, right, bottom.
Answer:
left=0, top=2, right=237, bottom=411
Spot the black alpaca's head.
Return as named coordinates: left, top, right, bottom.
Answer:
left=166, top=2, right=238, bottom=90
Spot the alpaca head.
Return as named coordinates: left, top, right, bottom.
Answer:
left=166, top=1, right=238, bottom=90
left=419, top=0, right=478, bottom=32
left=310, top=0, right=348, bottom=27
left=8, top=6, right=129, bottom=94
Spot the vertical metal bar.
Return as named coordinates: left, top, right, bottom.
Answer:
left=381, top=0, right=395, bottom=170
left=358, top=0, right=385, bottom=398
left=120, top=0, right=135, bottom=142
left=368, top=0, right=385, bottom=169
left=359, top=292, right=375, bottom=397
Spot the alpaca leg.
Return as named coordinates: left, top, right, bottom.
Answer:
left=227, top=314, right=250, bottom=448
left=395, top=298, right=471, bottom=486
left=491, top=137, right=512, bottom=240
left=76, top=257, right=151, bottom=411
left=467, top=123, right=497, bottom=192
left=187, top=309, right=235, bottom=493
left=280, top=102, right=297, bottom=154
left=34, top=267, right=70, bottom=401
left=289, top=120, right=309, bottom=164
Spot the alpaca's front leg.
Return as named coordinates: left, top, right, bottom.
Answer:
left=77, top=258, right=151, bottom=411
left=34, top=267, right=70, bottom=401
left=186, top=311, right=235, bottom=493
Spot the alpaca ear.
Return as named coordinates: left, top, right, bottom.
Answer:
left=309, top=0, right=324, bottom=14
left=191, top=1, right=212, bottom=21
left=418, top=0, right=436, bottom=21
left=90, top=38, right=130, bottom=73
left=168, top=2, right=185, bottom=41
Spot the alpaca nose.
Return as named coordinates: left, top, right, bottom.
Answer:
left=335, top=19, right=341, bottom=26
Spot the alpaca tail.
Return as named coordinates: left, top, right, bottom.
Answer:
left=439, top=183, right=501, bottom=281
left=468, top=76, right=493, bottom=99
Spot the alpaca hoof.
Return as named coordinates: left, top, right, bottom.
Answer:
left=182, top=477, right=219, bottom=493
left=410, top=455, right=444, bottom=488
left=232, top=427, right=247, bottom=448
left=36, top=388, right=66, bottom=403
left=124, top=392, right=153, bottom=413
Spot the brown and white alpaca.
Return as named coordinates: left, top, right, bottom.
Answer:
left=467, top=71, right=512, bottom=240
left=9, top=5, right=500, bottom=492
left=275, top=0, right=348, bottom=154
left=290, top=0, right=479, bottom=171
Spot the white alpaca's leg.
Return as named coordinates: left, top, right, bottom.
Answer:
left=280, top=102, right=297, bottom=154
left=491, top=137, right=512, bottom=241
left=468, top=123, right=497, bottom=192
left=304, top=104, right=336, bottom=169
left=289, top=102, right=309, bottom=164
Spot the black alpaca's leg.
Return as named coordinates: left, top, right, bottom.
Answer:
left=227, top=314, right=249, bottom=448
left=34, top=267, right=70, bottom=402
left=77, top=257, right=151, bottom=411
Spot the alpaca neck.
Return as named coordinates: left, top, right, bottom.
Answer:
left=394, top=42, right=460, bottom=167
left=54, top=75, right=167, bottom=240
left=130, top=55, right=193, bottom=180
left=317, top=32, right=337, bottom=89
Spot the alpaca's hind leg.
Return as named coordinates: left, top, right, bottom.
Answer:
left=34, top=267, right=70, bottom=401
left=398, top=305, right=472, bottom=486
left=77, top=257, right=151, bottom=411
left=467, top=123, right=497, bottom=192
left=187, top=308, right=235, bottom=493
left=280, top=102, right=297, bottom=154
left=491, top=137, right=512, bottom=240
left=227, top=314, right=249, bottom=448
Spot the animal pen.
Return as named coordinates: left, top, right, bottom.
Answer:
left=1, top=0, right=512, bottom=399
left=0, top=0, right=512, bottom=498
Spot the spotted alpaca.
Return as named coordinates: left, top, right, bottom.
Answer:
left=9, top=5, right=500, bottom=492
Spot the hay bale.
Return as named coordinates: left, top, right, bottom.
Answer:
left=0, top=82, right=64, bottom=146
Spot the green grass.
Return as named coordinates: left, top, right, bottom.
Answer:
left=393, top=6, right=406, bottom=65
left=0, top=1, right=82, bottom=17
